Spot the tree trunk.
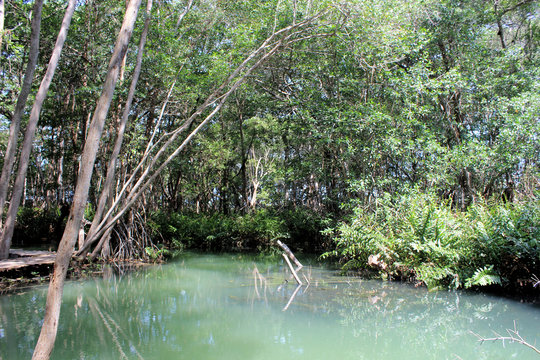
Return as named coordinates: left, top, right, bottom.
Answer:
left=57, top=135, right=65, bottom=203
left=175, top=0, right=193, bottom=32
left=0, top=0, right=70, bottom=260
left=236, top=100, right=249, bottom=212
left=0, top=0, right=4, bottom=51
left=84, top=0, right=153, bottom=258
left=0, top=0, right=43, bottom=225
left=118, top=0, right=130, bottom=83
left=31, top=0, right=142, bottom=358
left=494, top=1, right=507, bottom=49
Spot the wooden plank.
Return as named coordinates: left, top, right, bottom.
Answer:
left=0, top=250, right=56, bottom=272
left=9, top=249, right=53, bottom=257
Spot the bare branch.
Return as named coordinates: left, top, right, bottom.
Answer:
left=471, top=321, right=540, bottom=355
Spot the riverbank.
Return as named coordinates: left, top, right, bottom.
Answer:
left=0, top=257, right=154, bottom=294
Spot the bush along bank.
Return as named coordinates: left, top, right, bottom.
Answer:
left=149, top=208, right=333, bottom=255
left=322, top=192, right=539, bottom=297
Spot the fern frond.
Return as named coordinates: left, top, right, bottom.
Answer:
left=465, top=265, right=501, bottom=288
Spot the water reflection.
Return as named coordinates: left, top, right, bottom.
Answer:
left=0, top=254, right=538, bottom=360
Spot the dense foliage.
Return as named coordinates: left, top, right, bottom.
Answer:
left=323, top=191, right=539, bottom=291
left=150, top=208, right=331, bottom=254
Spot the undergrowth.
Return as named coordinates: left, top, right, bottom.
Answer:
left=150, top=208, right=332, bottom=254
left=322, top=192, right=539, bottom=291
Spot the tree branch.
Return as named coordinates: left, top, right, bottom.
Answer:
left=471, top=321, right=540, bottom=355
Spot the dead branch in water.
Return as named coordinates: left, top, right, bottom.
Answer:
left=471, top=321, right=540, bottom=355
left=282, top=253, right=303, bottom=285
left=277, top=240, right=303, bottom=270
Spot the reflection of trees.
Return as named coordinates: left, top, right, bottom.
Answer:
left=0, top=286, right=48, bottom=359
left=0, top=255, right=538, bottom=359
left=298, top=280, right=537, bottom=360
left=247, top=264, right=539, bottom=360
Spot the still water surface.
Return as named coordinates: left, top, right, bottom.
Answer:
left=0, top=253, right=539, bottom=359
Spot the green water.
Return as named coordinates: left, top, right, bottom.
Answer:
left=0, top=254, right=539, bottom=360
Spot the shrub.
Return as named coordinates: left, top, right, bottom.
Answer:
left=281, top=208, right=333, bottom=252
left=150, top=208, right=332, bottom=253
left=323, top=192, right=539, bottom=291
left=465, top=200, right=539, bottom=290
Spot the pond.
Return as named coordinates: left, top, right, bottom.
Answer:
left=0, top=253, right=539, bottom=359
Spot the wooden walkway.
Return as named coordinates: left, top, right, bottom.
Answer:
left=0, top=249, right=56, bottom=272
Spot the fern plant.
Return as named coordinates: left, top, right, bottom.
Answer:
left=464, top=265, right=502, bottom=288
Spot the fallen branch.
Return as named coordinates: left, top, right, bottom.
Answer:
left=532, top=274, right=539, bottom=288
left=282, top=253, right=302, bottom=286
left=277, top=240, right=303, bottom=271
left=471, top=321, right=540, bottom=355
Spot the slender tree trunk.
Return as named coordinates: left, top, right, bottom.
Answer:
left=174, top=0, right=193, bottom=32
left=0, top=0, right=71, bottom=260
left=494, top=1, right=507, bottom=49
left=57, top=135, right=65, bottom=203
left=31, top=1, right=142, bottom=358
left=239, top=113, right=249, bottom=212
left=118, top=0, right=129, bottom=83
left=84, top=0, right=153, bottom=259
left=0, top=0, right=4, bottom=51
left=0, top=0, right=43, bottom=225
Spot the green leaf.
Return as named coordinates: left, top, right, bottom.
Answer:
left=465, top=265, right=501, bottom=288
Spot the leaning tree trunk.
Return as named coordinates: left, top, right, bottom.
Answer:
left=0, top=0, right=71, bottom=260
left=0, top=0, right=43, bottom=226
left=31, top=0, right=142, bottom=358
left=84, top=0, right=152, bottom=259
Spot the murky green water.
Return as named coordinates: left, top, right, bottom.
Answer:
left=0, top=253, right=539, bottom=359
